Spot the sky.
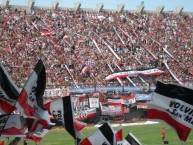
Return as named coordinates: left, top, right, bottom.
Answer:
left=0, top=0, right=192, bottom=12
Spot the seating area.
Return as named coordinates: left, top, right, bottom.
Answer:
left=0, top=6, right=192, bottom=89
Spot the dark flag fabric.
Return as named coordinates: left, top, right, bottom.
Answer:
left=80, top=122, right=115, bottom=145
left=0, top=63, right=20, bottom=114
left=44, top=96, right=86, bottom=145
left=0, top=114, right=25, bottom=137
left=16, top=59, right=46, bottom=118
left=123, top=133, right=142, bottom=145
left=147, top=81, right=193, bottom=144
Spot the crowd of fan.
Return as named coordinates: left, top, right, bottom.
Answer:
left=0, top=6, right=192, bottom=89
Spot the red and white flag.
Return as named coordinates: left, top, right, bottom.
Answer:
left=115, top=126, right=123, bottom=145
left=40, top=29, right=54, bottom=35
left=16, top=59, right=46, bottom=118
left=44, top=96, right=86, bottom=145
left=0, top=63, right=20, bottom=114
left=26, top=123, right=55, bottom=144
left=80, top=122, right=115, bottom=145
left=6, top=45, right=12, bottom=54
left=147, top=81, right=193, bottom=144
left=0, top=114, right=25, bottom=137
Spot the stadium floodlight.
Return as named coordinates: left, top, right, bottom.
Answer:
left=28, top=0, right=35, bottom=10
left=74, top=2, right=81, bottom=12
left=52, top=1, right=59, bottom=10
left=117, top=4, right=125, bottom=14
left=156, top=6, right=164, bottom=14
left=137, top=1, right=144, bottom=13
left=3, top=0, right=9, bottom=7
left=175, top=6, right=184, bottom=15
left=96, top=3, right=104, bottom=13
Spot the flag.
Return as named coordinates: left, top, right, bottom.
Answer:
left=44, top=96, right=86, bottom=144
left=6, top=45, right=12, bottom=54
left=26, top=107, right=51, bottom=136
left=115, top=126, right=123, bottom=145
left=0, top=63, right=20, bottom=114
left=80, top=122, right=115, bottom=145
left=123, top=133, right=142, bottom=145
left=0, top=114, right=25, bottom=137
left=26, top=123, right=55, bottom=144
left=40, top=29, right=54, bottom=35
left=147, top=81, right=193, bottom=144
left=16, top=59, right=46, bottom=118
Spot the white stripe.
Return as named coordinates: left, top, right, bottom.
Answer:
left=87, top=129, right=111, bottom=145
left=148, top=92, right=193, bottom=128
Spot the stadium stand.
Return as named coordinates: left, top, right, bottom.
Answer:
left=0, top=1, right=193, bottom=91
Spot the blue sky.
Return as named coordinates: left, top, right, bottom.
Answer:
left=0, top=0, right=192, bottom=12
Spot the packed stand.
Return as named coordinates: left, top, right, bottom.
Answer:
left=0, top=6, right=193, bottom=89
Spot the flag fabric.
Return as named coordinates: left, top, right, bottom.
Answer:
left=26, top=107, right=51, bottom=136
left=115, top=126, right=123, bottom=145
left=80, top=122, right=115, bottom=145
left=0, top=114, right=25, bottom=137
left=44, top=96, right=85, bottom=145
left=0, top=63, right=20, bottom=114
left=26, top=123, right=55, bottom=144
left=123, top=133, right=142, bottom=145
left=16, top=59, right=46, bottom=118
left=147, top=81, right=193, bottom=144
left=6, top=45, right=12, bottom=54
left=105, top=68, right=166, bottom=81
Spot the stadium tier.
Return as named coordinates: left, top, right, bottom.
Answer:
left=0, top=1, right=193, bottom=90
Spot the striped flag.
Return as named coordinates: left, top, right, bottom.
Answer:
left=123, top=133, right=142, bottom=145
left=26, top=123, right=55, bottom=144
left=147, top=81, right=193, bottom=144
left=16, top=59, right=46, bottom=118
left=0, top=63, right=20, bottom=114
left=0, top=114, right=25, bottom=137
left=44, top=96, right=86, bottom=145
left=80, top=122, right=115, bottom=145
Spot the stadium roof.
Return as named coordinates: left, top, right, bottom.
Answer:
left=0, top=0, right=192, bottom=12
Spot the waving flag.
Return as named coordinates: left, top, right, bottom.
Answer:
left=0, top=63, right=20, bottom=114
left=16, top=59, right=46, bottom=118
left=80, top=122, right=115, bottom=145
left=105, top=68, right=166, bottom=81
left=44, top=96, right=86, bottom=145
left=123, top=133, right=142, bottom=145
left=147, top=81, right=193, bottom=144
left=26, top=123, right=55, bottom=144
left=115, top=126, right=123, bottom=145
left=0, top=114, right=25, bottom=137
left=26, top=107, right=51, bottom=136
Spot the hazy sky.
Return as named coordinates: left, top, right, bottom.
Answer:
left=0, top=0, right=192, bottom=12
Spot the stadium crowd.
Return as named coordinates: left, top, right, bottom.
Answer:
left=0, top=6, right=193, bottom=89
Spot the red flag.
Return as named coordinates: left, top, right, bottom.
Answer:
left=0, top=141, right=4, bottom=145
left=6, top=45, right=12, bottom=54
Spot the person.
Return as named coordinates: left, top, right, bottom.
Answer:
left=161, top=128, right=166, bottom=144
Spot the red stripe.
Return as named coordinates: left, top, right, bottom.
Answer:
left=0, top=100, right=16, bottom=114
left=44, top=102, right=51, bottom=114
left=147, top=109, right=191, bottom=142
left=17, top=90, right=35, bottom=117
left=74, top=121, right=86, bottom=131
left=80, top=138, right=92, bottom=145
left=2, top=127, right=24, bottom=135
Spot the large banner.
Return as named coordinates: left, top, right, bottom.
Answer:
left=44, top=88, right=69, bottom=98
left=71, top=94, right=97, bottom=120
left=100, top=102, right=123, bottom=117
